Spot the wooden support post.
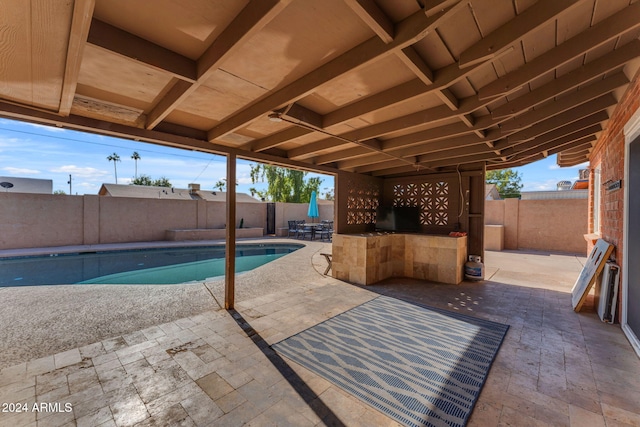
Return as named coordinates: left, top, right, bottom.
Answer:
left=225, top=153, right=237, bottom=309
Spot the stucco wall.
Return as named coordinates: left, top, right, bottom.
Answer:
left=274, top=202, right=334, bottom=229
left=485, top=200, right=505, bottom=225
left=0, top=193, right=85, bottom=248
left=484, top=198, right=587, bottom=254
left=517, top=199, right=588, bottom=253
left=0, top=193, right=337, bottom=250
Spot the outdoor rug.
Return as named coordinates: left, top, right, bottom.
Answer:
left=271, top=295, right=509, bottom=427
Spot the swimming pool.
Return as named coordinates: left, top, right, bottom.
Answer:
left=0, top=243, right=303, bottom=287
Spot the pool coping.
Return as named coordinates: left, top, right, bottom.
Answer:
left=0, top=236, right=298, bottom=259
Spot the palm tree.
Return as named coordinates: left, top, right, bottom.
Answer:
left=131, top=151, right=141, bottom=178
left=107, top=152, right=121, bottom=183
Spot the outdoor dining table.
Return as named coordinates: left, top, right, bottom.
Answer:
left=299, top=223, right=322, bottom=239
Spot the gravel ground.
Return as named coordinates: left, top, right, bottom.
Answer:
left=0, top=239, right=334, bottom=369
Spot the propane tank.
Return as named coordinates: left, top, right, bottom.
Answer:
left=465, top=255, right=484, bottom=281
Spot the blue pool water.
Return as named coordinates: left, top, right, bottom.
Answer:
left=0, top=243, right=303, bottom=286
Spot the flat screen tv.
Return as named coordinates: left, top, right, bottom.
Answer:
left=375, top=206, right=420, bottom=232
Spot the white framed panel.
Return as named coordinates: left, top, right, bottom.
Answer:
left=623, top=106, right=640, bottom=357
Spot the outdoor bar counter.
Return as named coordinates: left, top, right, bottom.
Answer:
left=331, top=232, right=467, bottom=285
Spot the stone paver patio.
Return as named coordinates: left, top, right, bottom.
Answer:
left=1, top=249, right=640, bottom=426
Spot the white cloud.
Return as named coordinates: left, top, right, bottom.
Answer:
left=548, top=164, right=560, bottom=170
left=570, top=161, right=589, bottom=169
left=21, top=122, right=66, bottom=133
left=2, top=166, right=40, bottom=175
left=0, top=136, right=21, bottom=146
left=237, top=175, right=254, bottom=185
left=523, top=179, right=559, bottom=191
left=50, top=165, right=109, bottom=179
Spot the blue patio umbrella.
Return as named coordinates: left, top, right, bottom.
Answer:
left=307, top=190, right=319, bottom=220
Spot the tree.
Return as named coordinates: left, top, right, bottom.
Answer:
left=323, top=187, right=335, bottom=201
left=486, top=168, right=523, bottom=198
left=130, top=174, right=172, bottom=187
left=131, top=174, right=153, bottom=186
left=53, top=190, right=66, bottom=195
left=107, top=152, right=121, bottom=184
left=153, top=177, right=171, bottom=187
left=131, top=152, right=141, bottom=178
left=249, top=164, right=322, bottom=202
left=213, top=179, right=238, bottom=192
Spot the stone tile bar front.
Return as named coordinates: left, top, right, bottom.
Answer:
left=332, top=233, right=467, bottom=285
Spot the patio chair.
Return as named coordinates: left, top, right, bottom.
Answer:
left=299, top=223, right=315, bottom=240
left=295, top=220, right=306, bottom=239
left=318, top=221, right=333, bottom=241
left=313, top=223, right=324, bottom=240
left=287, top=220, right=299, bottom=238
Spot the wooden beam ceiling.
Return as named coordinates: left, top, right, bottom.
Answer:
left=59, top=0, right=96, bottom=116
left=1, top=0, right=639, bottom=179
left=206, top=3, right=465, bottom=141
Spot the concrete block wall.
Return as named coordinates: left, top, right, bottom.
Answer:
left=485, top=198, right=588, bottom=254
left=0, top=192, right=336, bottom=250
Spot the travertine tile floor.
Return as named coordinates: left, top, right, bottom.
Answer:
left=1, top=249, right=639, bottom=426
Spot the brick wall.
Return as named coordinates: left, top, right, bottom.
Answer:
left=588, top=68, right=640, bottom=263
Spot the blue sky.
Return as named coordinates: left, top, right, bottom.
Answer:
left=0, top=117, right=586, bottom=196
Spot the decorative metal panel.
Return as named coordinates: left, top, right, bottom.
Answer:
left=346, top=180, right=381, bottom=225
left=393, top=179, right=453, bottom=227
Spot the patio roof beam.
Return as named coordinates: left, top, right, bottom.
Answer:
left=557, top=149, right=592, bottom=163
left=498, top=73, right=628, bottom=132
left=560, top=145, right=593, bottom=156
left=279, top=103, right=324, bottom=130
left=243, top=127, right=312, bottom=153
left=206, top=3, right=466, bottom=141
left=145, top=0, right=289, bottom=130
left=492, top=114, right=606, bottom=153
left=556, top=157, right=589, bottom=167
left=555, top=155, right=591, bottom=165
left=321, top=86, right=618, bottom=167
left=370, top=130, right=599, bottom=176
left=345, top=0, right=395, bottom=43
left=478, top=1, right=640, bottom=99
left=288, top=40, right=636, bottom=161
left=362, top=119, right=604, bottom=175
left=397, top=46, right=435, bottom=84
left=458, top=0, right=583, bottom=68
left=491, top=40, right=640, bottom=118
left=86, top=19, right=197, bottom=83
left=0, top=100, right=340, bottom=177
left=500, top=98, right=615, bottom=143
left=338, top=134, right=490, bottom=170
left=320, top=48, right=518, bottom=130
left=504, top=135, right=598, bottom=164
left=396, top=107, right=606, bottom=159
left=59, top=0, right=95, bottom=116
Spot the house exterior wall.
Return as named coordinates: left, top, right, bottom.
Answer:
left=484, top=198, right=587, bottom=254
left=587, top=69, right=640, bottom=262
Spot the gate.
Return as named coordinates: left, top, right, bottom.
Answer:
left=266, top=203, right=275, bottom=235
